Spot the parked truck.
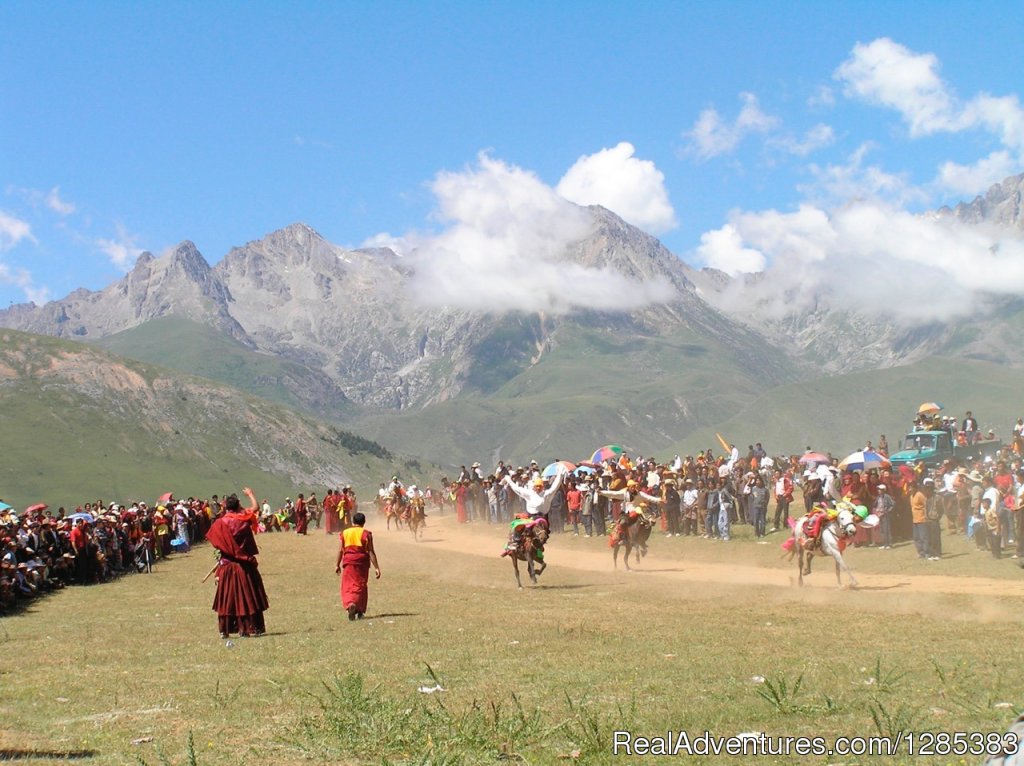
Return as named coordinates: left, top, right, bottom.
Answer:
left=888, top=429, right=1003, bottom=469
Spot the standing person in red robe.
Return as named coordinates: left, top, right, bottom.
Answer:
left=323, top=489, right=340, bottom=535
left=294, top=493, right=308, bottom=535
left=206, top=487, right=269, bottom=638
left=455, top=481, right=469, bottom=524
left=335, top=512, right=380, bottom=620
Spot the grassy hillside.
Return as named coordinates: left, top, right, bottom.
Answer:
left=356, top=321, right=785, bottom=467
left=94, top=316, right=355, bottom=418
left=672, top=356, right=1024, bottom=459
left=0, top=330, right=432, bottom=510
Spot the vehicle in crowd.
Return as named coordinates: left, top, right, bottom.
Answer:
left=888, top=429, right=1003, bottom=469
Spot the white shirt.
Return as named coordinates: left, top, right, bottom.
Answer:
left=502, top=472, right=563, bottom=517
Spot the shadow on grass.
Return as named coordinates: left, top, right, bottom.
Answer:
left=0, top=748, right=97, bottom=760
left=365, top=612, right=420, bottom=619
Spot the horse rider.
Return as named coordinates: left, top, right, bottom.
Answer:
left=500, top=470, right=565, bottom=518
left=599, top=480, right=660, bottom=547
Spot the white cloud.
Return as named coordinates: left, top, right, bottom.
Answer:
left=835, top=38, right=959, bottom=136
left=6, top=185, right=76, bottom=216
left=836, top=37, right=1024, bottom=195
left=808, top=85, right=836, bottom=108
left=96, top=223, right=143, bottom=270
left=937, top=151, right=1018, bottom=197
left=0, top=262, right=49, bottom=305
left=696, top=224, right=766, bottom=275
left=685, top=92, right=779, bottom=159
left=701, top=200, right=1024, bottom=323
left=0, top=211, right=36, bottom=250
left=556, top=142, right=677, bottom=233
left=771, top=123, right=835, bottom=157
left=45, top=187, right=76, bottom=216
left=365, top=152, right=675, bottom=315
left=799, top=142, right=927, bottom=207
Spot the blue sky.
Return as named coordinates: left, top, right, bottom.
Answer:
left=2, top=2, right=1023, bottom=311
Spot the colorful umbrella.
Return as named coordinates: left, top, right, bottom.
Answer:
left=542, top=460, right=576, bottom=478
left=798, top=452, right=829, bottom=465
left=590, top=445, right=625, bottom=464
left=573, top=465, right=596, bottom=476
left=157, top=491, right=174, bottom=503
left=24, top=503, right=48, bottom=514
left=918, top=402, right=944, bottom=415
left=64, top=511, right=94, bottom=523
left=838, top=450, right=891, bottom=472
left=0, top=501, right=12, bottom=512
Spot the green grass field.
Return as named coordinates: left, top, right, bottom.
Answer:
left=3, top=513, right=1023, bottom=765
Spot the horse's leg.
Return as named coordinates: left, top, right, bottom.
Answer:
left=623, top=543, right=632, bottom=572
left=527, top=555, right=537, bottom=584
left=535, top=553, right=546, bottom=578
left=511, top=557, right=523, bottom=590
left=613, top=544, right=620, bottom=570
left=826, top=538, right=856, bottom=588
left=797, top=547, right=804, bottom=586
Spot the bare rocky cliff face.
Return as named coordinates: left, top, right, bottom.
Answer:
left=0, top=242, right=249, bottom=345
left=0, top=206, right=792, bottom=409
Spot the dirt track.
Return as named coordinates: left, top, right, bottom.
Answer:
left=380, top=514, right=1024, bottom=600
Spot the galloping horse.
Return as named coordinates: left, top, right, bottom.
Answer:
left=610, top=511, right=655, bottom=571
left=785, top=507, right=875, bottom=588
left=505, top=517, right=549, bottom=589
left=404, top=496, right=426, bottom=540
left=384, top=492, right=406, bottom=530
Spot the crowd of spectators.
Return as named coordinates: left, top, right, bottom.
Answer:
left=0, top=496, right=216, bottom=613
left=428, top=415, right=1024, bottom=566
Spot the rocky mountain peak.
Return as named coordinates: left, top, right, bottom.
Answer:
left=940, top=172, right=1024, bottom=231
left=165, top=240, right=211, bottom=276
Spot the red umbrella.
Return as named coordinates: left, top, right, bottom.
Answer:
left=798, top=452, right=829, bottom=465
left=24, top=503, right=48, bottom=514
left=157, top=492, right=174, bottom=503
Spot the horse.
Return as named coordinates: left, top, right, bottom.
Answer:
left=785, top=508, right=875, bottom=588
left=404, top=496, right=426, bottom=540
left=610, top=511, right=655, bottom=571
left=506, top=518, right=549, bottom=589
left=384, top=493, right=405, bottom=530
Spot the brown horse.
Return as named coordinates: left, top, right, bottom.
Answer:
left=611, top=512, right=654, bottom=571
left=404, top=496, right=426, bottom=540
left=506, top=518, right=550, bottom=589
left=384, top=493, right=405, bottom=530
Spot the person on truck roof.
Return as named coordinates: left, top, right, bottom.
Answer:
left=962, top=411, right=978, bottom=442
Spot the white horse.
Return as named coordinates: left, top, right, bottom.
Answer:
left=787, top=508, right=877, bottom=588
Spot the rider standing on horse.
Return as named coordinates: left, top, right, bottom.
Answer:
left=500, top=470, right=565, bottom=518
left=600, top=480, right=661, bottom=547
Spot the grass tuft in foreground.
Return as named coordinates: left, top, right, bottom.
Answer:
left=295, top=665, right=635, bottom=764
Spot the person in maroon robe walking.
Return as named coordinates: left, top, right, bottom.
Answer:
left=206, top=487, right=269, bottom=638
left=335, top=512, right=380, bottom=620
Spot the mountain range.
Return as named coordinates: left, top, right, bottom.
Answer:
left=3, top=174, right=1024, bottom=474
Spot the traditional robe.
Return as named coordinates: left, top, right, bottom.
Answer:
left=340, top=526, right=373, bottom=614
left=207, top=512, right=269, bottom=636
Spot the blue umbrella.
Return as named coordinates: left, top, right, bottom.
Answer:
left=573, top=465, right=596, bottom=476
left=0, top=501, right=12, bottom=512
left=64, top=511, right=95, bottom=523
